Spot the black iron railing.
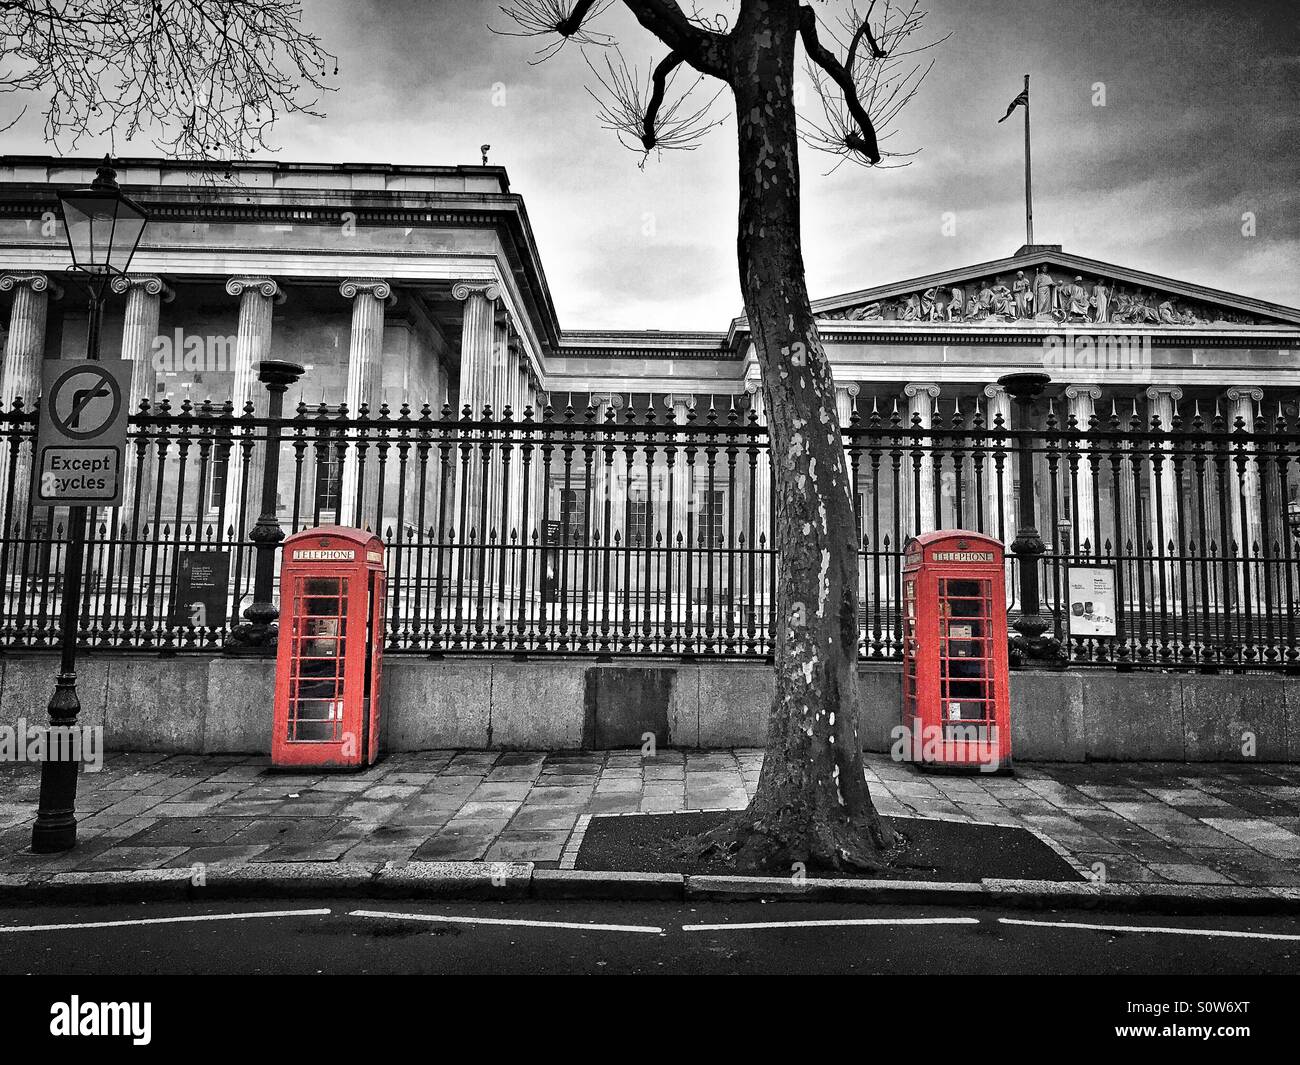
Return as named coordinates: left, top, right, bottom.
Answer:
left=0, top=396, right=1295, bottom=669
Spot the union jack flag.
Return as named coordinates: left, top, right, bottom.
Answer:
left=998, top=88, right=1029, bottom=123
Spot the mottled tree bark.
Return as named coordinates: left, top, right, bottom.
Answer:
left=699, top=0, right=896, bottom=872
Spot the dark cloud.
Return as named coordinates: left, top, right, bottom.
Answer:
left=1, top=0, right=1294, bottom=324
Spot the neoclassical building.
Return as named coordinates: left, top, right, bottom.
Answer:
left=1, top=155, right=1299, bottom=631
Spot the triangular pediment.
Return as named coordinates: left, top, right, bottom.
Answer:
left=811, top=247, right=1300, bottom=330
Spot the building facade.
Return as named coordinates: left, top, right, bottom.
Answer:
left=2, top=157, right=1299, bottom=667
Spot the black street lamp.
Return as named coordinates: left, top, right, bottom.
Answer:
left=225, top=359, right=305, bottom=655
left=32, top=161, right=148, bottom=853
left=997, top=371, right=1062, bottom=665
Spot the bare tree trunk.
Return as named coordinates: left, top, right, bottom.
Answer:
left=706, top=0, right=896, bottom=871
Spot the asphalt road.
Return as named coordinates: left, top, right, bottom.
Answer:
left=1, top=898, right=1298, bottom=975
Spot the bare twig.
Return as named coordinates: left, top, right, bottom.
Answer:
left=0, top=0, right=336, bottom=163
left=492, top=0, right=615, bottom=63
left=583, top=44, right=727, bottom=164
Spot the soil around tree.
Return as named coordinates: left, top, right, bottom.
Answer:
left=575, top=811, right=1084, bottom=882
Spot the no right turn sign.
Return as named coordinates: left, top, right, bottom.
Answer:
left=33, top=358, right=134, bottom=507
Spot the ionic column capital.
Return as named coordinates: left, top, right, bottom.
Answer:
left=0, top=271, right=62, bottom=299
left=835, top=382, right=861, bottom=397
left=1225, top=386, right=1264, bottom=404
left=225, top=276, right=285, bottom=304
left=903, top=382, right=940, bottom=400
left=339, top=277, right=394, bottom=305
left=110, top=274, right=174, bottom=302
left=662, top=392, right=697, bottom=409
left=983, top=383, right=1009, bottom=401
left=1144, top=384, right=1184, bottom=402
left=452, top=280, right=501, bottom=303
left=1064, top=384, right=1103, bottom=402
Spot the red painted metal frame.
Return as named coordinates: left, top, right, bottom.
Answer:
left=901, top=530, right=1011, bottom=772
left=272, top=525, right=385, bottom=769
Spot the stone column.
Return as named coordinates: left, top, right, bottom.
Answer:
left=0, top=272, right=58, bottom=535
left=1, top=272, right=56, bottom=405
left=1064, top=384, right=1102, bottom=555
left=903, top=382, right=940, bottom=535
left=111, top=275, right=172, bottom=407
left=222, top=277, right=284, bottom=536
left=452, top=282, right=498, bottom=546
left=486, top=315, right=513, bottom=555
left=835, top=382, right=860, bottom=528
left=453, top=281, right=499, bottom=417
left=504, top=330, right=525, bottom=552
left=1145, top=385, right=1184, bottom=586
left=111, top=275, right=172, bottom=518
left=1115, top=395, right=1141, bottom=557
left=451, top=282, right=500, bottom=598
left=983, top=383, right=1016, bottom=543
left=1226, top=387, right=1265, bottom=602
left=666, top=393, right=696, bottom=550
left=834, top=382, right=856, bottom=427
left=338, top=278, right=392, bottom=530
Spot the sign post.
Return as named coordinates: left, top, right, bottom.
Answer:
left=30, top=357, right=132, bottom=853
left=33, top=161, right=148, bottom=854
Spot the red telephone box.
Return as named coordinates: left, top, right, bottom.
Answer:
left=901, top=531, right=1011, bottom=773
left=272, top=526, right=386, bottom=769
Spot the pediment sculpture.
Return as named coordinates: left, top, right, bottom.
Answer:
left=817, top=267, right=1268, bottom=327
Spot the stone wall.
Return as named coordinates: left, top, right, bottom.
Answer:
left=0, top=654, right=1295, bottom=761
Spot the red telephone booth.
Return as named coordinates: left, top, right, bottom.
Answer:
left=901, top=531, right=1011, bottom=773
left=272, top=526, right=386, bottom=769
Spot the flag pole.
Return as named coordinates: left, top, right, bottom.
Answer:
left=1023, top=73, right=1034, bottom=245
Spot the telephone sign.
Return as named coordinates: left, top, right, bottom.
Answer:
left=33, top=358, right=133, bottom=507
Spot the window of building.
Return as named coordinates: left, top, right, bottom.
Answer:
left=700, top=488, right=726, bottom=547
left=315, top=449, right=344, bottom=517
left=559, top=487, right=586, bottom=542
left=626, top=477, right=651, bottom=546
left=207, top=453, right=229, bottom=513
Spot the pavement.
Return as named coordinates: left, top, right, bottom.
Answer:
left=1, top=749, right=1299, bottom=909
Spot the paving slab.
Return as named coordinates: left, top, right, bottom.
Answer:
left=0, top=748, right=1296, bottom=900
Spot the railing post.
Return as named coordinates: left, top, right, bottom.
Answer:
left=997, top=372, right=1063, bottom=665
left=225, top=360, right=305, bottom=655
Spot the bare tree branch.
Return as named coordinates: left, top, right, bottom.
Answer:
left=643, top=50, right=684, bottom=148
left=584, top=44, right=726, bottom=162
left=846, top=0, right=886, bottom=70
left=0, top=0, right=336, bottom=164
left=492, top=0, right=615, bottom=62
left=800, top=0, right=947, bottom=169
left=621, top=0, right=730, bottom=80
left=798, top=3, right=880, bottom=163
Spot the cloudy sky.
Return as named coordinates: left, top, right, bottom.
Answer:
left=3, top=0, right=1297, bottom=329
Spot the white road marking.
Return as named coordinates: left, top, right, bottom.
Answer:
left=0, top=908, right=332, bottom=934
left=350, top=909, right=664, bottom=934
left=998, top=918, right=1300, bottom=942
left=683, top=917, right=981, bottom=932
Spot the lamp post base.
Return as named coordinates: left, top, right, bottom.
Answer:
left=31, top=812, right=77, bottom=853
left=32, top=755, right=80, bottom=853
